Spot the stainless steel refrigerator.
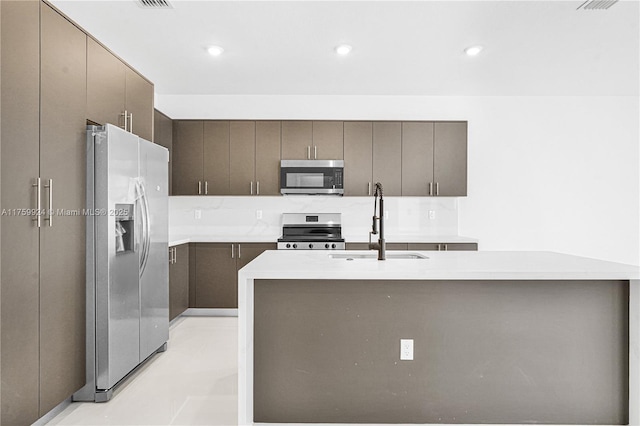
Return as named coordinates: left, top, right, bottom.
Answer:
left=74, top=124, right=169, bottom=402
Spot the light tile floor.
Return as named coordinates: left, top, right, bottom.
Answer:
left=47, top=317, right=238, bottom=425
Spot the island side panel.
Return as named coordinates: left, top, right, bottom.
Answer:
left=253, top=279, right=629, bottom=425
left=630, top=279, right=640, bottom=425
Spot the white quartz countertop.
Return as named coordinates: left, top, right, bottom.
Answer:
left=168, top=234, right=477, bottom=247
left=238, top=250, right=640, bottom=281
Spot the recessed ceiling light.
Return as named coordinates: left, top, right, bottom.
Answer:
left=207, top=45, right=224, bottom=57
left=335, top=44, right=352, bottom=56
left=464, top=45, right=483, bottom=57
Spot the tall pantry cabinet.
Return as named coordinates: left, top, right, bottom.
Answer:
left=1, top=1, right=86, bottom=424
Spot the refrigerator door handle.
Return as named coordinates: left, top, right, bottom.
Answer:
left=136, top=181, right=152, bottom=277
left=141, top=186, right=151, bottom=277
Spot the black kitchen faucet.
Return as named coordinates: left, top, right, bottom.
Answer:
left=369, top=182, right=386, bottom=260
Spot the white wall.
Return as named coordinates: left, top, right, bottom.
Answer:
left=159, top=94, right=639, bottom=265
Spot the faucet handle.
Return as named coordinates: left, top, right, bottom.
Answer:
left=371, top=215, right=379, bottom=234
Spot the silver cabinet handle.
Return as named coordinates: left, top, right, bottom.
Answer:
left=314, top=146, right=317, bottom=159
left=368, top=182, right=371, bottom=196
left=169, top=247, right=173, bottom=264
left=198, top=181, right=202, bottom=195
left=444, top=244, right=448, bottom=251
left=173, top=247, right=177, bottom=264
left=437, top=244, right=442, bottom=251
left=32, top=178, right=41, bottom=228
left=129, top=112, right=133, bottom=133
left=429, top=182, right=433, bottom=196
left=256, top=181, right=260, bottom=195
left=238, top=244, right=241, bottom=259
left=435, top=182, right=439, bottom=196
left=307, top=146, right=311, bottom=159
left=231, top=244, right=234, bottom=259
left=44, top=179, right=53, bottom=227
left=250, top=181, right=253, bottom=195
left=121, top=110, right=128, bottom=131
left=205, top=181, right=208, bottom=195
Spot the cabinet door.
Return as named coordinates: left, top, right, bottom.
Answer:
left=434, top=122, right=467, bottom=196
left=408, top=243, right=477, bottom=251
left=172, top=120, right=203, bottom=195
left=169, top=245, right=189, bottom=321
left=194, top=243, right=237, bottom=308
left=372, top=122, right=402, bottom=196
left=229, top=121, right=256, bottom=195
left=203, top=121, right=230, bottom=195
left=407, top=243, right=440, bottom=251
left=154, top=110, right=173, bottom=194
left=86, top=37, right=125, bottom=128
left=236, top=243, right=277, bottom=270
left=255, top=121, right=281, bottom=195
left=344, top=122, right=373, bottom=196
left=312, top=121, right=343, bottom=160
left=125, top=66, right=154, bottom=142
left=281, top=121, right=312, bottom=160
left=345, top=243, right=408, bottom=250
left=39, top=4, right=87, bottom=415
left=402, top=122, right=434, bottom=196
left=0, top=2, right=41, bottom=424
left=448, top=243, right=477, bottom=251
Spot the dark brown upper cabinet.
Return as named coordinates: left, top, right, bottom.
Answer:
left=402, top=122, right=435, bottom=196
left=344, top=122, right=374, bottom=196
left=204, top=121, right=231, bottom=195
left=154, top=110, right=173, bottom=194
left=401, top=121, right=467, bottom=196
left=87, top=37, right=154, bottom=141
left=281, top=120, right=344, bottom=160
left=254, top=121, right=282, bottom=195
left=312, top=121, right=344, bottom=160
left=172, top=120, right=204, bottom=195
left=173, top=120, right=281, bottom=196
left=433, top=122, right=467, bottom=196
left=281, top=120, right=312, bottom=160
left=372, top=122, right=402, bottom=196
left=230, top=121, right=282, bottom=196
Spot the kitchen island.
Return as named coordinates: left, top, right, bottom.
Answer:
left=238, top=250, right=640, bottom=425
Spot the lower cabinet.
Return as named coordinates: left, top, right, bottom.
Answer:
left=346, top=242, right=478, bottom=251
left=407, top=243, right=478, bottom=251
left=345, top=243, right=408, bottom=250
left=169, top=244, right=189, bottom=321
left=192, top=243, right=276, bottom=308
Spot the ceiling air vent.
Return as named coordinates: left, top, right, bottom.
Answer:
left=577, top=0, right=618, bottom=10
left=137, top=0, right=173, bottom=9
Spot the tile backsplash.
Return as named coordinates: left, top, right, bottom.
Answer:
left=169, top=196, right=458, bottom=241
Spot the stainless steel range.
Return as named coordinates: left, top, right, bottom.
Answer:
left=277, top=213, right=345, bottom=250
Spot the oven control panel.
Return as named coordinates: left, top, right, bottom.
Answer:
left=277, top=242, right=345, bottom=250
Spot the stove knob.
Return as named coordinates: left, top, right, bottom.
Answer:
left=309, top=243, right=314, bottom=249
left=325, top=243, right=330, bottom=249
left=286, top=243, right=291, bottom=249
left=332, top=244, right=336, bottom=249
left=293, top=244, right=298, bottom=249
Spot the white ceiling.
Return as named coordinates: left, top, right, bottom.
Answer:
left=50, top=0, right=639, bottom=97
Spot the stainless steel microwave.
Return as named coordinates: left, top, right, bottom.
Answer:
left=280, top=160, right=344, bottom=195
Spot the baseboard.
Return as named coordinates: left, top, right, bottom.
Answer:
left=181, top=308, right=238, bottom=317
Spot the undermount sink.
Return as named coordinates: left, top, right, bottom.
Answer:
left=329, top=252, right=428, bottom=260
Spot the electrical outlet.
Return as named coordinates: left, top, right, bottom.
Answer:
left=429, top=210, right=436, bottom=220
left=400, top=339, right=414, bottom=361
left=256, top=210, right=263, bottom=219
left=194, top=209, right=202, bottom=220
